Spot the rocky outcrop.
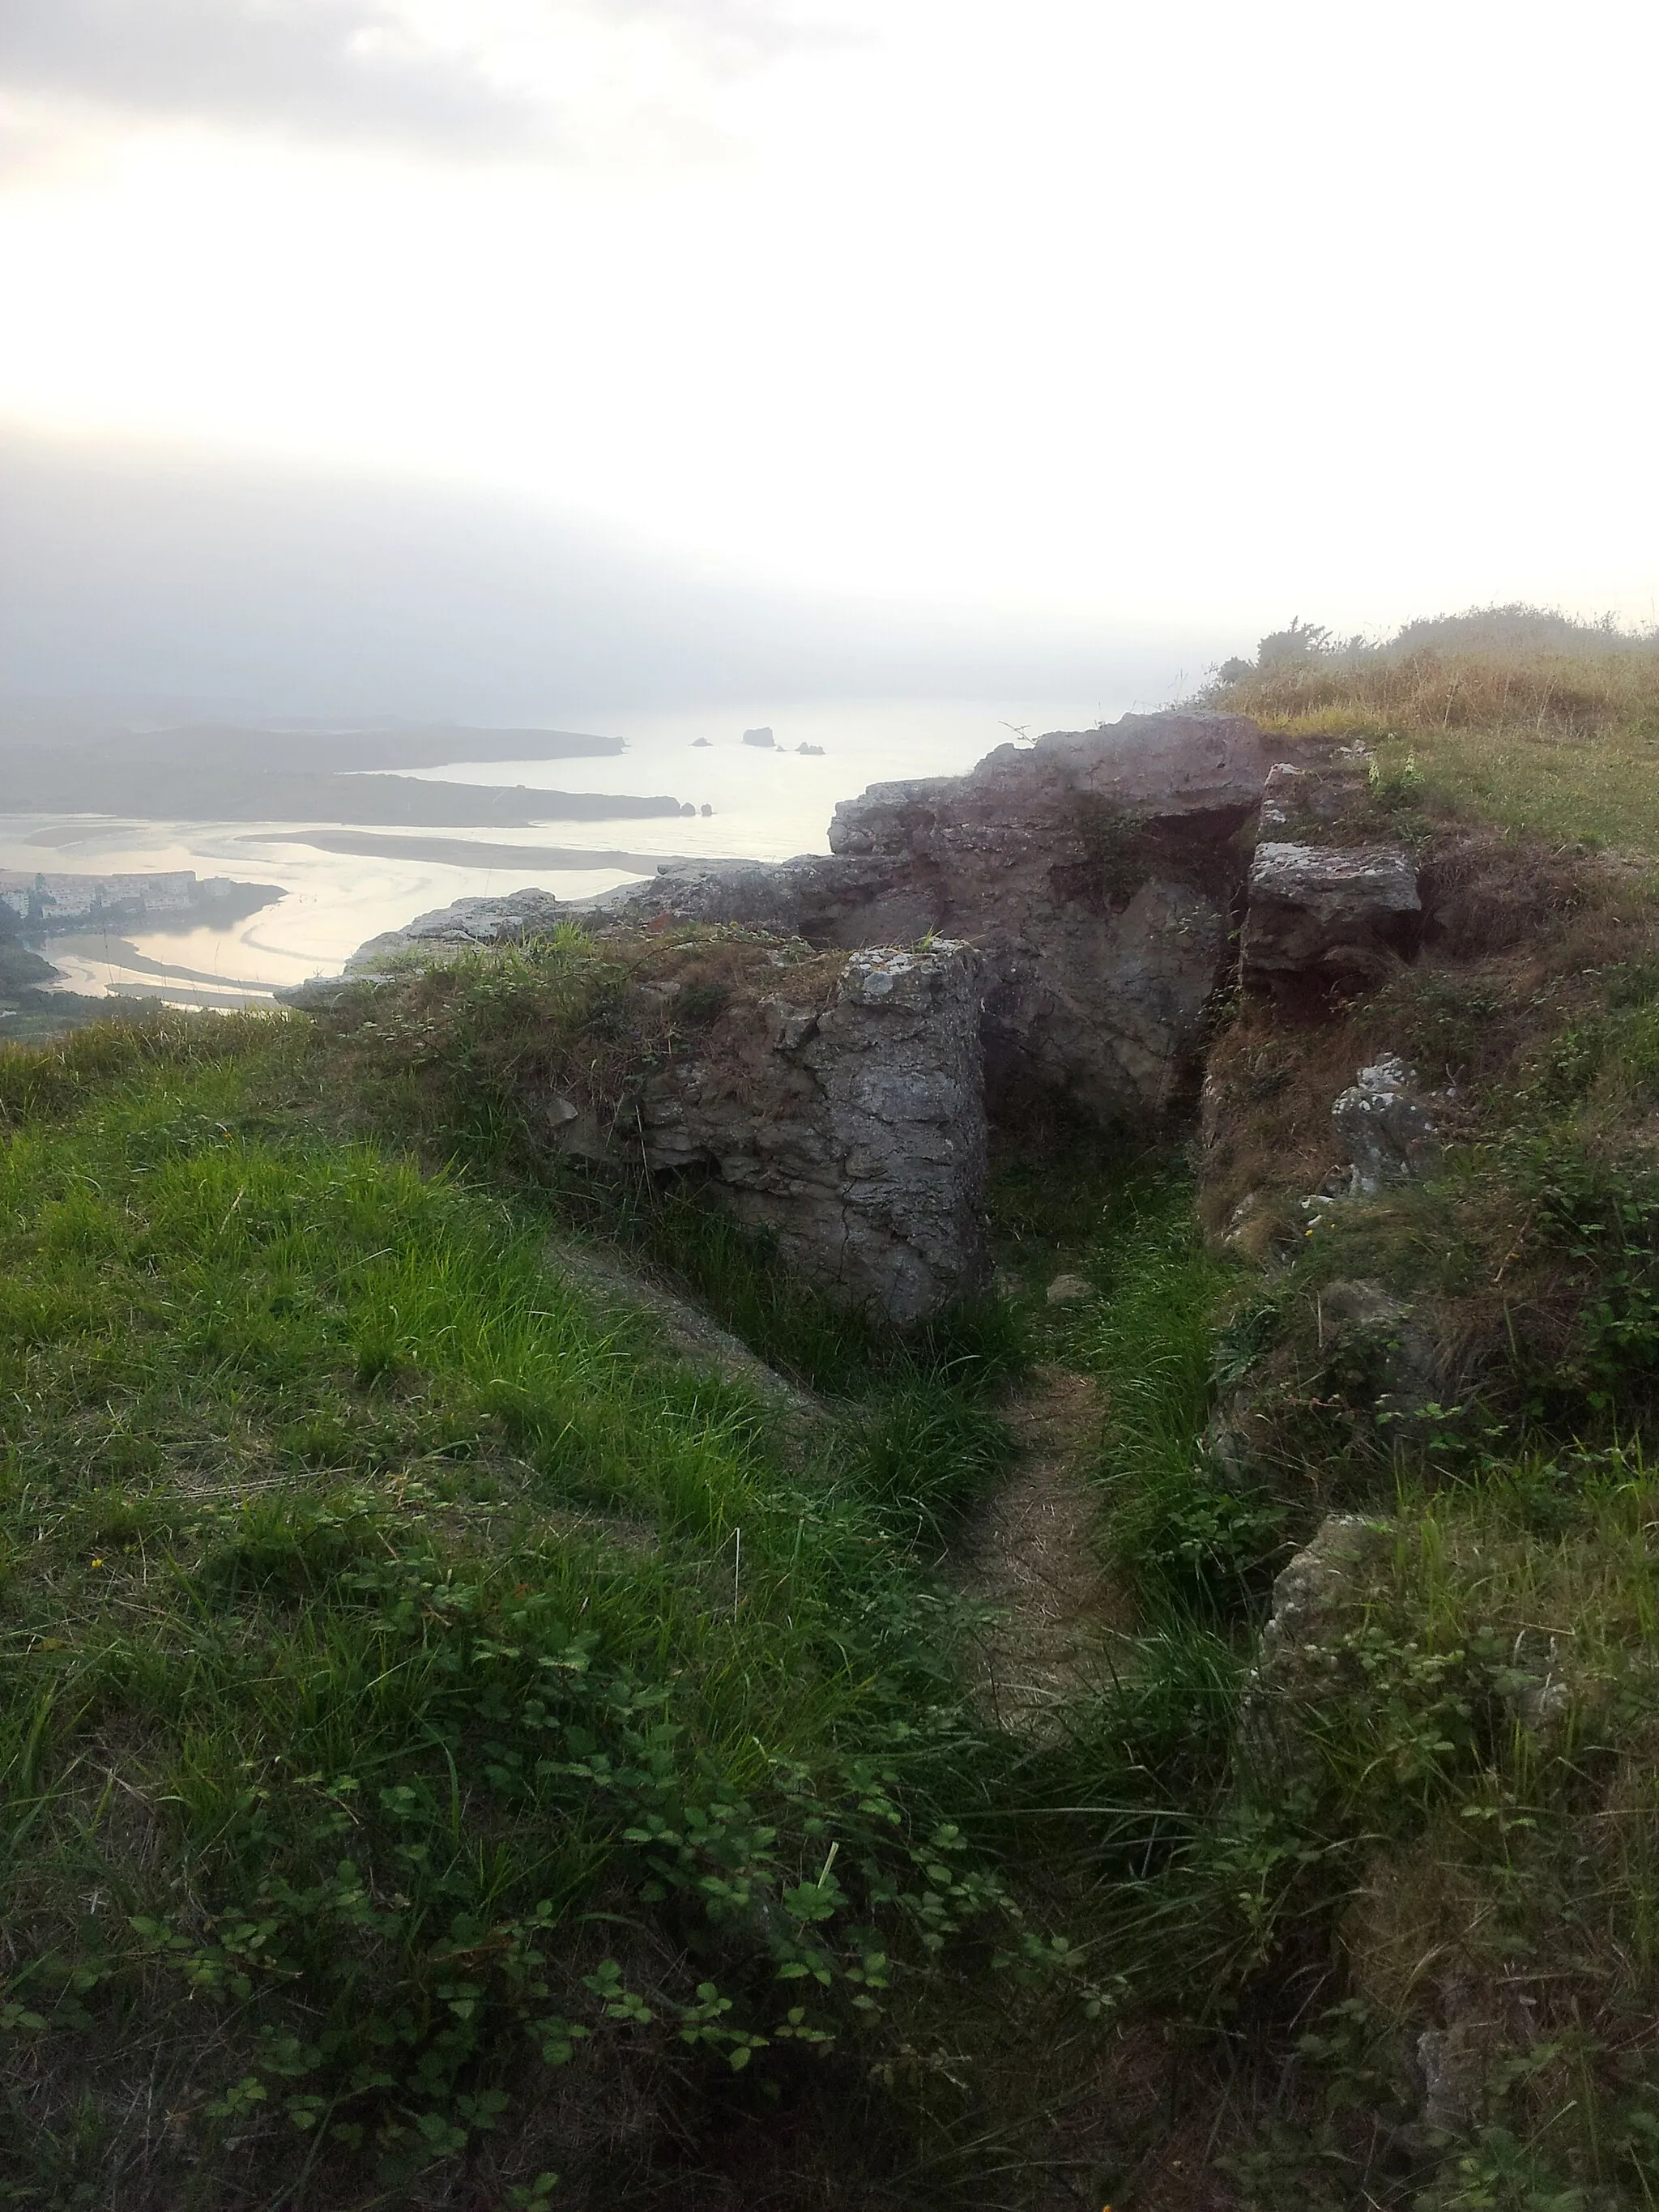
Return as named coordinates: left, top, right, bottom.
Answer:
left=289, top=713, right=1286, bottom=1126
left=1316, top=1279, right=1447, bottom=1430
left=589, top=712, right=1277, bottom=1123
left=281, top=715, right=1462, bottom=1316
left=1255, top=756, right=1372, bottom=837
left=616, top=942, right=988, bottom=1322
left=307, top=925, right=988, bottom=1321
left=278, top=890, right=566, bottom=1008
left=347, top=889, right=565, bottom=970
left=1257, top=1512, right=1392, bottom=1677
left=1240, top=1512, right=1393, bottom=1769
left=522, top=939, right=989, bottom=1323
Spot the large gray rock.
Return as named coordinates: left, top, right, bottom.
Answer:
left=1241, top=841, right=1420, bottom=998
left=301, top=918, right=988, bottom=1321
left=586, top=712, right=1277, bottom=1123
left=825, top=712, right=1273, bottom=859
left=623, top=941, right=989, bottom=1323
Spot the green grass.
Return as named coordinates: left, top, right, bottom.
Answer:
left=0, top=1023, right=1063, bottom=2209
left=992, top=1128, right=1659, bottom=2204
left=1077, top=1167, right=1283, bottom=1617
left=1207, top=1453, right=1659, bottom=2208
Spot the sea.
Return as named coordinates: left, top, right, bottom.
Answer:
left=0, top=697, right=1118, bottom=1009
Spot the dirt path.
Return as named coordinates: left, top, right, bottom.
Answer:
left=957, top=1364, right=1135, bottom=1733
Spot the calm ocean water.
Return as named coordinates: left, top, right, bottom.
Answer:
left=0, top=697, right=1119, bottom=1008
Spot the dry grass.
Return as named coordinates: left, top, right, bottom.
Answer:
left=1205, top=613, right=1659, bottom=856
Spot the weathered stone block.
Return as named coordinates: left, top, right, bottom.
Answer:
left=1256, top=757, right=1372, bottom=837
left=519, top=940, right=987, bottom=1323
left=1241, top=841, right=1420, bottom=997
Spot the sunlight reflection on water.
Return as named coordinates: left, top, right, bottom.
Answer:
left=1, top=696, right=1113, bottom=1004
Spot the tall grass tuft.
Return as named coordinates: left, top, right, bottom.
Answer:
left=1077, top=1164, right=1282, bottom=1615
left=1204, top=604, right=1659, bottom=850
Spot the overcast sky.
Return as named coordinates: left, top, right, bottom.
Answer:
left=2, top=0, right=1655, bottom=714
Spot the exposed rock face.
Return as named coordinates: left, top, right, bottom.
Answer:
left=294, top=713, right=1282, bottom=1127
left=1318, top=1278, right=1448, bottom=1437
left=1241, top=841, right=1421, bottom=1000
left=1259, top=1512, right=1392, bottom=1671
left=591, top=712, right=1277, bottom=1123
left=304, top=923, right=987, bottom=1320
left=0, top=867, right=283, bottom=934
left=348, top=889, right=565, bottom=969
left=1415, top=2016, right=1489, bottom=2137
left=1256, top=756, right=1372, bottom=837
left=281, top=715, right=1461, bottom=1317
left=1241, top=1513, right=1393, bottom=1768
left=557, top=940, right=988, bottom=1323
left=1330, top=1056, right=1443, bottom=1192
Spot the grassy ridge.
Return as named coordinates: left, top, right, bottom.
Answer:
left=1205, top=604, right=1659, bottom=849
left=987, top=1144, right=1659, bottom=2205
left=0, top=1025, right=1062, bottom=2208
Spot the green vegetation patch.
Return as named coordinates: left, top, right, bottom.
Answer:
left=0, top=1027, right=1067, bottom=2207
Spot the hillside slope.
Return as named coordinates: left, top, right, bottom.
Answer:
left=7, top=612, right=1659, bottom=2207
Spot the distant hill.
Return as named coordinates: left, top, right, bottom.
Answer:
left=0, top=718, right=684, bottom=826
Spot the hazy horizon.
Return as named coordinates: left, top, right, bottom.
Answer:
left=3, top=0, right=1655, bottom=733
left=0, top=427, right=1223, bottom=726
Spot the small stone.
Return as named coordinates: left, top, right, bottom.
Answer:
left=1331, top=1056, right=1441, bottom=1191
left=1046, top=1272, right=1094, bottom=1306
left=742, top=727, right=776, bottom=748
left=1417, top=2019, right=1488, bottom=2135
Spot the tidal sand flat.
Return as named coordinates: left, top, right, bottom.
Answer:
left=2, top=698, right=1111, bottom=1003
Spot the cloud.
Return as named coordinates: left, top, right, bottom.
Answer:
left=0, top=0, right=812, bottom=155
left=0, top=0, right=542, bottom=148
